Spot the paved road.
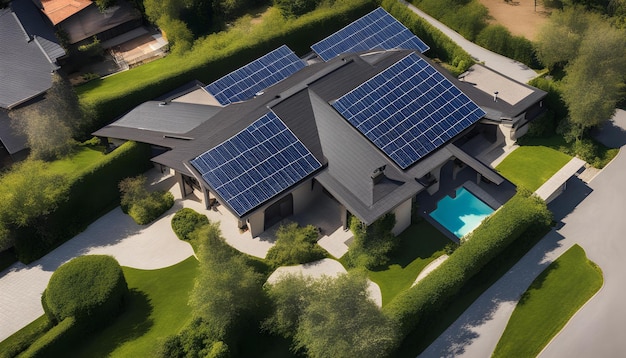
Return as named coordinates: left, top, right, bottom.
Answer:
left=420, top=111, right=626, bottom=357
left=0, top=170, right=194, bottom=342
left=401, top=1, right=538, bottom=84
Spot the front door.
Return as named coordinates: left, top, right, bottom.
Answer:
left=264, top=194, right=293, bottom=230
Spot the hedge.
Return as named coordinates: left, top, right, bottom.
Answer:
left=44, top=255, right=128, bottom=328
left=77, top=0, right=378, bottom=128
left=18, top=317, right=77, bottom=358
left=382, top=0, right=474, bottom=76
left=383, top=192, right=552, bottom=338
left=0, top=316, right=52, bottom=358
left=14, top=141, right=152, bottom=263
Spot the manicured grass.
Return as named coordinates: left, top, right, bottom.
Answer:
left=496, top=145, right=571, bottom=191
left=46, top=146, right=106, bottom=179
left=519, top=135, right=619, bottom=169
left=492, top=244, right=603, bottom=358
left=368, top=220, right=451, bottom=305
left=69, top=256, right=199, bottom=357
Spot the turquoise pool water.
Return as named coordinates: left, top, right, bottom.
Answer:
left=429, top=187, right=494, bottom=238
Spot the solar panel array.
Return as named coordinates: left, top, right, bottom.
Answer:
left=311, top=7, right=430, bottom=62
left=332, top=53, right=485, bottom=169
left=190, top=111, right=322, bottom=216
left=205, top=45, right=305, bottom=106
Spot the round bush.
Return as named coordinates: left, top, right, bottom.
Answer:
left=44, top=255, right=128, bottom=328
left=171, top=208, right=210, bottom=241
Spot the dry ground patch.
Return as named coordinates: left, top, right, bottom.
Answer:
left=477, top=0, right=550, bottom=40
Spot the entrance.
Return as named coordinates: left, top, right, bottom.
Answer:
left=264, top=194, right=293, bottom=230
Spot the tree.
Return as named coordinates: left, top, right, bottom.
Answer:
left=9, top=74, right=83, bottom=161
left=535, top=8, right=595, bottom=70
left=188, top=223, right=266, bottom=341
left=95, top=0, right=117, bottom=12
left=0, top=160, right=69, bottom=251
left=264, top=272, right=399, bottom=358
left=560, top=20, right=626, bottom=138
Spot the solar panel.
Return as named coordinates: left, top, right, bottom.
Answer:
left=332, top=53, right=485, bottom=169
left=311, top=7, right=429, bottom=62
left=190, top=111, right=322, bottom=216
left=205, top=45, right=305, bottom=106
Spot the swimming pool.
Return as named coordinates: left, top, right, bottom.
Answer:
left=429, top=187, right=494, bottom=238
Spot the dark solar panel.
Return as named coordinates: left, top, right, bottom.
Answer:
left=190, top=111, right=322, bottom=216
left=311, top=7, right=429, bottom=62
left=332, top=53, right=485, bottom=169
left=205, top=45, right=305, bottom=106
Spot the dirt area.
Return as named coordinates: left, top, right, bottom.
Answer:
left=477, top=0, right=551, bottom=41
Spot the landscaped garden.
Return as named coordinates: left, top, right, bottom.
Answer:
left=366, top=220, right=451, bottom=305
left=495, top=145, right=571, bottom=191
left=492, top=244, right=603, bottom=357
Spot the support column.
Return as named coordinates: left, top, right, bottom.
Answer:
left=177, top=172, right=186, bottom=198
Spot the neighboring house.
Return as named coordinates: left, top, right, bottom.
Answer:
left=94, top=8, right=546, bottom=237
left=0, top=0, right=66, bottom=164
left=37, top=0, right=142, bottom=46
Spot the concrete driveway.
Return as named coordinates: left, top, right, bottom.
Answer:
left=420, top=111, right=626, bottom=357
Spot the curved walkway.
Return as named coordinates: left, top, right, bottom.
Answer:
left=267, top=258, right=383, bottom=307
left=0, top=170, right=195, bottom=342
left=420, top=112, right=626, bottom=357
left=401, top=0, right=539, bottom=84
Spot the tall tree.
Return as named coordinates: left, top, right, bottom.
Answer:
left=9, top=74, right=82, bottom=161
left=560, top=20, right=626, bottom=138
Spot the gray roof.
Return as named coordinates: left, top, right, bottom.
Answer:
left=0, top=0, right=66, bottom=109
left=98, top=50, right=507, bottom=223
left=0, top=109, right=28, bottom=154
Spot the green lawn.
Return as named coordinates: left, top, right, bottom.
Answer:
left=368, top=220, right=451, bottom=305
left=492, top=244, right=603, bottom=358
left=46, top=145, right=106, bottom=179
left=496, top=145, right=571, bottom=191
left=69, top=256, right=199, bottom=357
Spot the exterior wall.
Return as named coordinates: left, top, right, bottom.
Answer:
left=392, top=198, right=412, bottom=236
left=292, top=179, right=317, bottom=215
left=248, top=210, right=265, bottom=237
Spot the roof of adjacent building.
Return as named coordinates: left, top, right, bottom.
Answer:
left=0, top=0, right=65, bottom=109
left=39, top=0, right=92, bottom=25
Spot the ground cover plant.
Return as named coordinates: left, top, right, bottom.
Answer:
left=366, top=220, right=450, bottom=305
left=492, top=244, right=603, bottom=357
left=495, top=145, right=572, bottom=191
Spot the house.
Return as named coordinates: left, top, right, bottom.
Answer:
left=94, top=8, right=546, bottom=238
left=0, top=0, right=66, bottom=163
left=37, top=0, right=142, bottom=46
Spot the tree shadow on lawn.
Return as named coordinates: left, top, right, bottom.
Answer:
left=72, top=289, right=154, bottom=356
left=383, top=220, right=451, bottom=269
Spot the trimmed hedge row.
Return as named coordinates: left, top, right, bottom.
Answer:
left=0, top=316, right=52, bottom=358
left=19, top=317, right=77, bottom=358
left=78, top=0, right=378, bottom=128
left=382, top=0, right=474, bottom=76
left=383, top=192, right=552, bottom=338
left=14, top=142, right=152, bottom=263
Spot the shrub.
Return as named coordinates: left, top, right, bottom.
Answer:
left=347, top=213, right=397, bottom=269
left=275, top=0, right=321, bottom=17
left=44, top=255, right=128, bottom=330
left=0, top=316, right=53, bottom=358
left=119, top=175, right=175, bottom=225
left=383, top=192, right=552, bottom=339
left=171, top=208, right=210, bottom=241
left=475, top=25, right=538, bottom=67
left=265, top=222, right=326, bottom=266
